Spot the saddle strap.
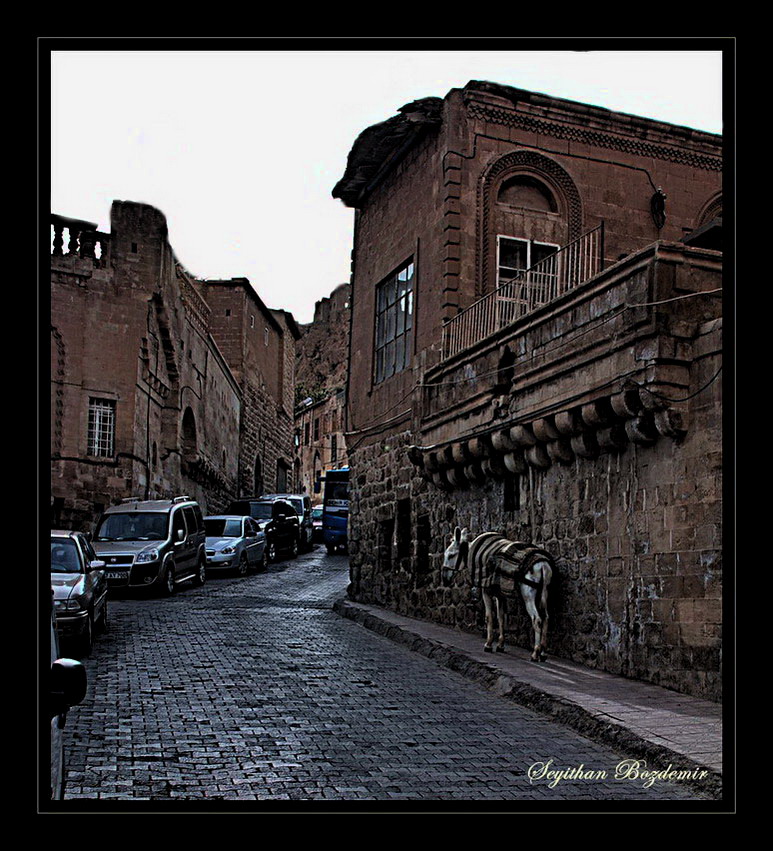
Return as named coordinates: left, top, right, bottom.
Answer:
left=496, top=547, right=549, bottom=590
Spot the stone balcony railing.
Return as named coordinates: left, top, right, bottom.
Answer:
left=410, top=241, right=722, bottom=490
left=51, top=214, right=110, bottom=267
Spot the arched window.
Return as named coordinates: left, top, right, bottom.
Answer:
left=497, top=175, right=558, bottom=213
left=181, top=408, right=197, bottom=461
left=477, top=151, right=583, bottom=297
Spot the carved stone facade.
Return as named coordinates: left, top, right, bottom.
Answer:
left=335, top=81, right=723, bottom=700
left=50, top=201, right=298, bottom=531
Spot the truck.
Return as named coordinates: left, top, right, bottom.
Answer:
left=321, top=467, right=349, bottom=555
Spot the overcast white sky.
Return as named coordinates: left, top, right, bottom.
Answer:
left=51, top=48, right=723, bottom=324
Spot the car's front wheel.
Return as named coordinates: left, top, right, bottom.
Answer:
left=237, top=553, right=248, bottom=577
left=192, top=555, right=206, bottom=587
left=96, top=600, right=108, bottom=634
left=78, top=614, right=93, bottom=657
left=162, top=560, right=176, bottom=596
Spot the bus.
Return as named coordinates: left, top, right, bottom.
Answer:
left=321, top=467, right=349, bottom=555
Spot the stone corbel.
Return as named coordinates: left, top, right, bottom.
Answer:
left=510, top=423, right=537, bottom=448
left=503, top=450, right=526, bottom=474
left=625, top=413, right=659, bottom=445
left=525, top=444, right=551, bottom=469
left=547, top=439, right=574, bottom=465
left=570, top=430, right=600, bottom=459
left=532, top=417, right=560, bottom=443
left=491, top=429, right=516, bottom=453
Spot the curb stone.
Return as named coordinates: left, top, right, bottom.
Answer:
left=333, top=598, right=722, bottom=801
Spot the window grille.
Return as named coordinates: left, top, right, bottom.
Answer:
left=87, top=398, right=115, bottom=457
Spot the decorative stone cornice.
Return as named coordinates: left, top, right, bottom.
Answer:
left=466, top=102, right=722, bottom=172
left=408, top=383, right=687, bottom=491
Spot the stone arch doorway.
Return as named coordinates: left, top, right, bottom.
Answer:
left=276, top=458, right=290, bottom=493
left=181, top=407, right=197, bottom=461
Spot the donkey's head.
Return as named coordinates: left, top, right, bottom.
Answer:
left=442, top=526, right=470, bottom=584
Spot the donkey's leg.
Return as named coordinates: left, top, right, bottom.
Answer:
left=538, top=562, right=551, bottom=661
left=482, top=590, right=495, bottom=652
left=495, top=596, right=506, bottom=652
left=522, top=588, right=543, bottom=662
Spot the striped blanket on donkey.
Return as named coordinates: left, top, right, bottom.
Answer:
left=444, top=528, right=554, bottom=661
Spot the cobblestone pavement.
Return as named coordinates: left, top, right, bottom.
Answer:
left=61, top=548, right=707, bottom=803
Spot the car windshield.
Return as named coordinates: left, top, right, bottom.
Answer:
left=95, top=512, right=168, bottom=541
left=249, top=503, right=273, bottom=520
left=50, top=539, right=82, bottom=574
left=205, top=518, right=242, bottom=538
left=288, top=499, right=303, bottom=515
left=326, top=482, right=349, bottom=502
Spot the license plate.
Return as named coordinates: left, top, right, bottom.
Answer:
left=106, top=571, right=126, bottom=580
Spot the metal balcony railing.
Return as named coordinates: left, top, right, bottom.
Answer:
left=442, top=224, right=604, bottom=360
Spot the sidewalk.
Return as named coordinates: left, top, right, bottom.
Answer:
left=333, top=598, right=723, bottom=796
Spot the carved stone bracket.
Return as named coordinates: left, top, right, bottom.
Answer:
left=408, top=381, right=689, bottom=490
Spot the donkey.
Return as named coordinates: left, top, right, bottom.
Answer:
left=443, top=527, right=553, bottom=661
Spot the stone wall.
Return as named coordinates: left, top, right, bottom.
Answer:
left=347, top=316, right=721, bottom=701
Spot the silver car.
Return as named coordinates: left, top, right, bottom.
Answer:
left=204, top=515, right=266, bottom=575
left=51, top=530, right=108, bottom=656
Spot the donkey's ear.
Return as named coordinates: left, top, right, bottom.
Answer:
left=454, top=526, right=461, bottom=543
left=460, top=527, right=470, bottom=542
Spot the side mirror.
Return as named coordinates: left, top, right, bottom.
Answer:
left=89, top=559, right=106, bottom=571
left=50, top=658, right=87, bottom=718
left=245, top=530, right=256, bottom=538
left=177, top=529, right=185, bottom=541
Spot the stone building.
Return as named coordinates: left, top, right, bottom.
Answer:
left=205, top=279, right=301, bottom=498
left=294, top=283, right=351, bottom=498
left=51, top=200, right=298, bottom=530
left=295, top=390, right=348, bottom=498
left=334, top=81, right=723, bottom=700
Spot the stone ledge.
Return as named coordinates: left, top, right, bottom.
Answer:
left=333, top=598, right=723, bottom=801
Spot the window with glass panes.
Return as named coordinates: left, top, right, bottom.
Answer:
left=87, top=398, right=116, bottom=457
left=374, top=259, right=414, bottom=384
left=497, top=237, right=558, bottom=285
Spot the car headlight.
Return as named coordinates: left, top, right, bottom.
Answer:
left=55, top=598, right=84, bottom=612
left=221, top=546, right=235, bottom=555
left=135, top=550, right=160, bottom=563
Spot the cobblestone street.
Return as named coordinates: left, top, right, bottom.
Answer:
left=61, top=548, right=707, bottom=804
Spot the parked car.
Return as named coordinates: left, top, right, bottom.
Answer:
left=50, top=530, right=108, bottom=656
left=312, top=506, right=323, bottom=542
left=50, top=598, right=87, bottom=800
left=92, top=496, right=206, bottom=595
left=204, top=515, right=266, bottom=575
left=225, top=497, right=300, bottom=563
left=260, top=493, right=314, bottom=551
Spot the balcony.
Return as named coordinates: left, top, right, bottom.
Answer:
left=413, top=240, right=722, bottom=489
left=442, top=225, right=604, bottom=360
